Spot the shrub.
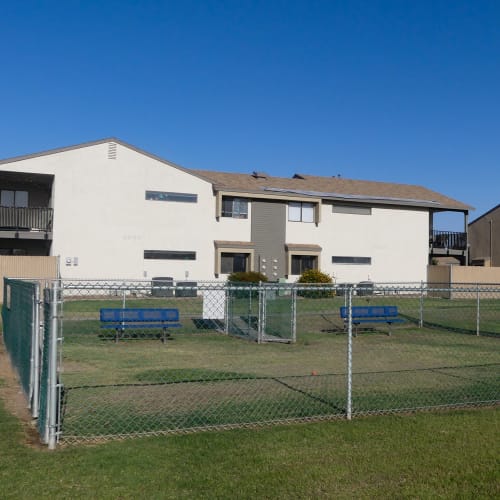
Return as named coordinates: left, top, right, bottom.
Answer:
left=297, top=269, right=334, bottom=298
left=227, top=271, right=268, bottom=283
left=227, top=271, right=268, bottom=299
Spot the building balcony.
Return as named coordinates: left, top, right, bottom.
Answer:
left=430, top=230, right=467, bottom=251
left=429, top=230, right=467, bottom=263
left=0, top=207, right=53, bottom=238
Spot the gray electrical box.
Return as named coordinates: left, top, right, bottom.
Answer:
left=152, top=277, right=174, bottom=297
left=175, top=281, right=198, bottom=297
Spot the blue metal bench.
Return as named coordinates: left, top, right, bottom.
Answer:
left=100, top=308, right=182, bottom=342
left=340, top=305, right=404, bottom=336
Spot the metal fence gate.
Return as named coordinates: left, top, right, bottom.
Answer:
left=226, top=283, right=295, bottom=342
left=2, top=278, right=499, bottom=447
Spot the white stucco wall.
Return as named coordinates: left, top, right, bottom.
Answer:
left=2, top=141, right=429, bottom=283
left=286, top=203, right=429, bottom=283
left=2, top=142, right=223, bottom=280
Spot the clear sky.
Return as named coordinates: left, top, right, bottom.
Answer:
left=1, top=1, right=499, bottom=230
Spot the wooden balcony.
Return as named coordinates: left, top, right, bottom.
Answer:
left=0, top=207, right=53, bottom=235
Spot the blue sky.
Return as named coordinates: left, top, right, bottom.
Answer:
left=1, top=1, right=499, bottom=229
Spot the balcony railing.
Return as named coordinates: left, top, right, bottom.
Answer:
left=430, top=230, right=467, bottom=251
left=0, top=207, right=53, bottom=232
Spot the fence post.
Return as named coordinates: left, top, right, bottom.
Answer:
left=31, top=283, right=41, bottom=418
left=476, top=284, right=480, bottom=337
left=291, top=286, right=297, bottom=343
left=419, top=281, right=424, bottom=328
left=47, top=280, right=59, bottom=450
left=224, top=287, right=230, bottom=335
left=346, top=285, right=353, bottom=420
left=248, top=285, right=252, bottom=339
left=257, top=282, right=263, bottom=344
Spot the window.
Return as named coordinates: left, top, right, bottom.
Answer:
left=291, top=255, right=318, bottom=275
left=145, top=191, right=197, bottom=203
left=144, top=250, right=196, bottom=260
left=332, top=204, right=371, bottom=215
left=221, top=252, right=250, bottom=273
left=1, top=190, right=28, bottom=207
left=221, top=197, right=248, bottom=219
left=286, top=244, right=322, bottom=276
left=332, top=256, right=372, bottom=265
left=288, top=202, right=314, bottom=222
left=214, top=240, right=254, bottom=275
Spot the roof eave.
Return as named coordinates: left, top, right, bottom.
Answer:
left=212, top=186, right=470, bottom=211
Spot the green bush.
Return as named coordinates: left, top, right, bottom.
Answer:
left=227, top=271, right=268, bottom=283
left=297, top=269, right=334, bottom=298
left=227, top=271, right=268, bottom=299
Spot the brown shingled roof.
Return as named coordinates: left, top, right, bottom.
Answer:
left=0, top=138, right=471, bottom=212
left=190, top=169, right=472, bottom=211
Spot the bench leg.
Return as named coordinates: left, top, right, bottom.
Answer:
left=344, top=321, right=357, bottom=337
left=387, top=322, right=392, bottom=336
left=115, top=328, right=124, bottom=343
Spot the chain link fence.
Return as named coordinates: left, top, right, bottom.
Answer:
left=2, top=278, right=500, bottom=446
left=1, top=279, right=41, bottom=416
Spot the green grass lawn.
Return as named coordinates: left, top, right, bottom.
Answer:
left=1, top=289, right=500, bottom=497
left=0, top=397, right=498, bottom=499
left=57, top=326, right=500, bottom=442
left=4, top=292, right=500, bottom=443
left=60, top=292, right=500, bottom=337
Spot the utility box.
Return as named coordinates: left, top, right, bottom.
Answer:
left=357, top=281, right=374, bottom=296
left=152, top=277, right=174, bottom=297
left=175, top=281, right=198, bottom=297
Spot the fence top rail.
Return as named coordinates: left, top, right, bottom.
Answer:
left=7, top=278, right=500, bottom=294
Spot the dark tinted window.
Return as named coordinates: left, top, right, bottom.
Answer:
left=291, top=255, right=317, bottom=274
left=144, top=250, right=196, bottom=260
left=332, top=256, right=371, bottom=264
left=146, top=191, right=197, bottom=203
left=221, top=252, right=249, bottom=273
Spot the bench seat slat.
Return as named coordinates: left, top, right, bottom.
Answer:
left=340, top=306, right=399, bottom=319
left=99, top=308, right=182, bottom=342
left=101, top=323, right=182, bottom=329
left=100, top=308, right=179, bottom=322
left=353, top=319, right=404, bottom=324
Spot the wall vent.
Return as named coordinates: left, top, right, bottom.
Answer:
left=108, top=142, right=117, bottom=160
